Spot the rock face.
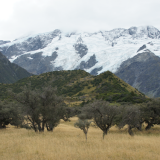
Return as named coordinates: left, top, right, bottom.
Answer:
left=0, top=52, right=32, bottom=83
left=115, top=49, right=160, bottom=98
left=14, top=51, right=59, bottom=75
left=0, top=25, right=160, bottom=75
left=76, top=54, right=98, bottom=73
left=137, top=44, right=146, bottom=52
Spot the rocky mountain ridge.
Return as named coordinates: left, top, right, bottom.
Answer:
left=115, top=49, right=160, bottom=98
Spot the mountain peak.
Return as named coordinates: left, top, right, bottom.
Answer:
left=115, top=48, right=160, bottom=98
left=128, top=25, right=160, bottom=38
left=117, top=49, right=156, bottom=70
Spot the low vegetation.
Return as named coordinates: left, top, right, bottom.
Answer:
left=0, top=80, right=159, bottom=135
left=0, top=70, right=148, bottom=103
left=0, top=70, right=159, bottom=159
left=1, top=119, right=160, bottom=160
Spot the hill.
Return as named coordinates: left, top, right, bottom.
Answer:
left=0, top=70, right=148, bottom=103
left=0, top=52, right=32, bottom=83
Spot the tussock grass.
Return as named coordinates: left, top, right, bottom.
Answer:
left=0, top=117, right=160, bottom=160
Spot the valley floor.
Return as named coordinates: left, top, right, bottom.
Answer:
left=0, top=117, right=160, bottom=160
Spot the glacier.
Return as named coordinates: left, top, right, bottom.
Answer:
left=0, top=25, right=160, bottom=75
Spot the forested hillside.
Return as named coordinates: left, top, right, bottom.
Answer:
left=0, top=70, right=148, bottom=103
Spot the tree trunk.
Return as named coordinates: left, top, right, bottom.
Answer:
left=128, top=125, right=134, bottom=136
left=0, top=122, right=4, bottom=129
left=137, top=123, right=142, bottom=131
left=38, top=123, right=44, bottom=132
left=46, top=123, right=53, bottom=131
left=85, top=133, right=87, bottom=142
left=103, top=128, right=109, bottom=139
left=31, top=122, right=38, bottom=132
left=145, top=123, right=152, bottom=130
left=83, top=128, right=88, bottom=141
left=33, top=126, right=38, bottom=132
left=42, top=122, right=45, bottom=132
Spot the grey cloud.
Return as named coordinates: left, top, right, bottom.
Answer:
left=0, top=0, right=160, bottom=40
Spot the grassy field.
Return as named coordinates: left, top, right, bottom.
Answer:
left=0, top=117, right=160, bottom=160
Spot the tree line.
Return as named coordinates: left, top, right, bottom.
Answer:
left=0, top=83, right=160, bottom=140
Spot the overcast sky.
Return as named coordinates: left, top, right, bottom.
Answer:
left=0, top=0, right=160, bottom=41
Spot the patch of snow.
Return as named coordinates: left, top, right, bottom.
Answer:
left=27, top=57, right=33, bottom=60
left=9, top=55, right=20, bottom=62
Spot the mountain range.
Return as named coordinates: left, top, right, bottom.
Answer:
left=0, top=26, right=160, bottom=75
left=0, top=25, right=160, bottom=97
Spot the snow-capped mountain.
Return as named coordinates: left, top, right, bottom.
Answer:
left=0, top=26, right=160, bottom=75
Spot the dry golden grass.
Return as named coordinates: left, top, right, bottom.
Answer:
left=1, top=117, right=160, bottom=160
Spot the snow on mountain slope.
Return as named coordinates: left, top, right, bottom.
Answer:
left=0, top=25, right=160, bottom=75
